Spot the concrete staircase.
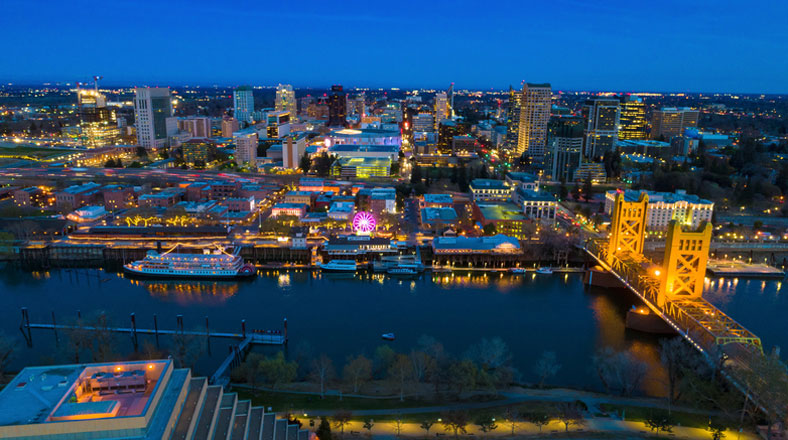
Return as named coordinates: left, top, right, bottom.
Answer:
left=169, top=380, right=309, bottom=440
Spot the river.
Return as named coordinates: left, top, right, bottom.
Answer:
left=0, top=266, right=785, bottom=397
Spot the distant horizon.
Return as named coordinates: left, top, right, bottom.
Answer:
left=1, top=80, right=786, bottom=97
left=3, top=0, right=787, bottom=95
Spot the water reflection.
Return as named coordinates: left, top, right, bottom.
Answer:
left=139, top=280, right=238, bottom=305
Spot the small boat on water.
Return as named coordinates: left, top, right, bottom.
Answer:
left=536, top=267, right=553, bottom=275
left=509, top=268, right=526, bottom=274
left=318, top=260, right=358, bottom=273
left=381, top=333, right=396, bottom=341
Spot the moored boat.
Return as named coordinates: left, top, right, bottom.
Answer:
left=509, top=268, right=526, bottom=274
left=381, top=333, right=395, bottom=341
left=123, top=245, right=256, bottom=279
left=318, top=260, right=358, bottom=272
left=536, top=267, right=553, bottom=275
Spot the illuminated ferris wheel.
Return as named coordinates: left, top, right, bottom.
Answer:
left=352, top=211, right=376, bottom=235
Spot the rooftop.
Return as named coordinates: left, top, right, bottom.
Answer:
left=421, top=207, right=458, bottom=223
left=433, top=234, right=520, bottom=252
left=0, top=360, right=170, bottom=427
left=607, top=189, right=713, bottom=206
left=477, top=203, right=527, bottom=221
left=424, top=193, right=453, bottom=204
left=470, top=179, right=510, bottom=190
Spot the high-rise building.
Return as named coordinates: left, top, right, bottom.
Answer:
left=412, top=113, right=434, bottom=133
left=651, top=107, right=699, bottom=140
left=234, top=128, right=258, bottom=166
left=545, top=116, right=584, bottom=182
left=275, top=84, right=297, bottom=122
left=177, top=116, right=211, bottom=138
left=327, top=85, right=347, bottom=127
left=77, top=86, right=119, bottom=148
left=347, top=92, right=365, bottom=117
left=447, top=82, right=455, bottom=117
left=516, top=83, right=552, bottom=159
left=582, top=97, right=620, bottom=159
left=233, top=85, right=254, bottom=125
left=618, top=95, right=647, bottom=140
left=221, top=116, right=239, bottom=138
left=134, top=87, right=173, bottom=149
left=282, top=134, right=307, bottom=169
left=181, top=139, right=214, bottom=165
left=504, top=85, right=521, bottom=151
left=434, top=92, right=448, bottom=130
left=266, top=111, right=291, bottom=138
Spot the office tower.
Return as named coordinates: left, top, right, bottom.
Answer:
left=582, top=97, right=620, bottom=159
left=437, top=120, right=460, bottom=153
left=434, top=91, right=448, bottom=130
left=282, top=134, right=306, bottom=169
left=504, top=85, right=521, bottom=151
left=181, top=139, right=215, bottom=165
left=516, top=83, right=552, bottom=159
left=77, top=86, right=119, bottom=148
left=545, top=116, right=584, bottom=182
left=275, top=84, right=297, bottom=121
left=618, top=95, right=647, bottom=140
left=651, top=107, right=699, bottom=140
left=413, top=113, right=434, bottom=133
left=177, top=116, right=211, bottom=138
left=347, top=92, right=365, bottom=117
left=266, top=111, right=291, bottom=138
left=233, top=85, right=254, bottom=125
left=299, top=95, right=315, bottom=118
left=328, top=85, right=347, bottom=127
left=234, top=129, right=258, bottom=166
left=134, top=87, right=173, bottom=149
left=447, top=82, right=455, bottom=117
left=221, top=116, right=239, bottom=138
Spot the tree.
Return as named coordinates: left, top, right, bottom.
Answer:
left=533, top=351, right=561, bottom=388
left=259, top=352, right=298, bottom=389
left=482, top=223, right=496, bottom=236
left=136, top=146, right=148, bottom=158
left=410, top=165, right=423, bottom=184
left=388, top=354, right=414, bottom=401
left=170, top=330, right=205, bottom=369
left=419, top=420, right=434, bottom=436
left=582, top=176, right=594, bottom=202
left=474, top=416, right=497, bottom=436
left=464, top=337, right=513, bottom=388
left=363, top=419, right=374, bottom=436
left=571, top=182, right=581, bottom=201
left=0, top=332, right=15, bottom=379
left=373, top=345, right=396, bottom=378
left=644, top=412, right=673, bottom=436
left=392, top=417, right=404, bottom=436
left=311, top=354, right=335, bottom=398
left=299, top=153, right=311, bottom=173
left=343, top=354, right=372, bottom=394
left=524, top=412, right=550, bottom=433
left=316, top=417, right=333, bottom=440
left=503, top=406, right=520, bottom=435
left=659, top=337, right=702, bottom=407
left=448, top=360, right=477, bottom=395
left=441, top=411, right=469, bottom=439
left=592, top=347, right=648, bottom=396
left=555, top=402, right=583, bottom=432
left=231, top=353, right=265, bottom=390
left=707, top=419, right=727, bottom=440
left=332, top=411, right=352, bottom=434
left=558, top=182, right=568, bottom=201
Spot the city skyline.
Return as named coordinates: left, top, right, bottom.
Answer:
left=2, top=0, right=788, bottom=93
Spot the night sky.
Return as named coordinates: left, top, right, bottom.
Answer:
left=3, top=0, right=787, bottom=93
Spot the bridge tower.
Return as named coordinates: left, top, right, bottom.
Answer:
left=606, top=191, right=648, bottom=263
left=657, top=220, right=712, bottom=307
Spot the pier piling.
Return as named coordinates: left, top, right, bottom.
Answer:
left=130, top=313, right=138, bottom=350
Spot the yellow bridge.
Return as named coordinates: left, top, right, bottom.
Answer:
left=584, top=192, right=788, bottom=416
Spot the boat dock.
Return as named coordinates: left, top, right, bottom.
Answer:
left=706, top=260, right=786, bottom=278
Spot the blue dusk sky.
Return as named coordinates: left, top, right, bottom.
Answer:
left=2, top=0, right=787, bottom=93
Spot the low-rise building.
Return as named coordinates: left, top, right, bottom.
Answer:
left=420, top=207, right=459, bottom=229
left=420, top=193, right=454, bottom=208
left=432, top=234, right=521, bottom=254
left=515, top=188, right=557, bottom=223
left=270, top=202, right=307, bottom=218
left=138, top=188, right=184, bottom=208
left=12, top=187, right=49, bottom=207
left=102, top=185, right=136, bottom=211
left=473, top=202, right=531, bottom=239
left=331, top=157, right=391, bottom=178
left=284, top=191, right=315, bottom=207
left=505, top=172, right=540, bottom=191
left=469, top=179, right=512, bottom=202
left=55, top=182, right=103, bottom=211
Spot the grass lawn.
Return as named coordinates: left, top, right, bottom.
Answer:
left=0, top=145, right=72, bottom=158
left=598, top=403, right=711, bottom=428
